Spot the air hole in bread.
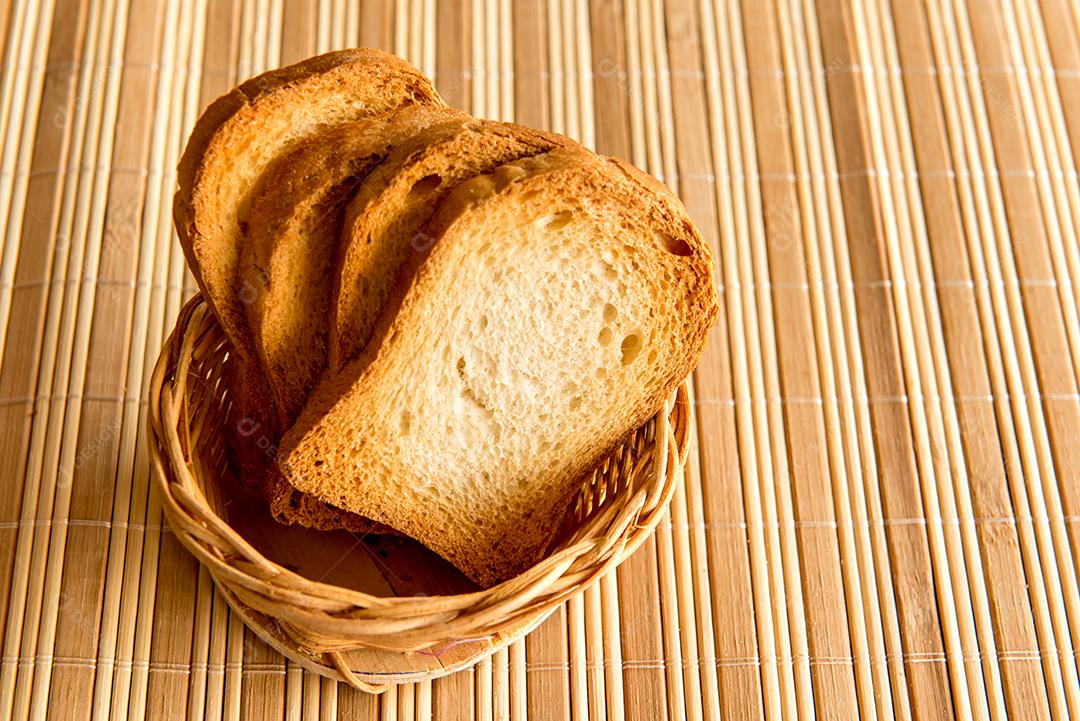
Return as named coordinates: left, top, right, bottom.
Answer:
left=598, top=327, right=613, bottom=346
left=479, top=315, right=488, bottom=330
left=658, top=231, right=692, bottom=256
left=648, top=348, right=659, bottom=364
left=400, top=410, right=412, bottom=435
left=569, top=396, right=582, bottom=411
left=603, top=303, right=618, bottom=322
left=602, top=262, right=617, bottom=280
left=539, top=210, right=574, bottom=231
left=410, top=173, right=443, bottom=195
left=620, top=334, right=643, bottom=365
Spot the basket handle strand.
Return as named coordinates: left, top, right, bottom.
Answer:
left=329, top=651, right=389, bottom=693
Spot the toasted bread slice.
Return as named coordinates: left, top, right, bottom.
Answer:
left=174, top=49, right=444, bottom=531
left=242, top=105, right=468, bottom=424
left=330, top=118, right=574, bottom=369
left=280, top=147, right=718, bottom=586
left=241, top=106, right=466, bottom=533
left=175, top=49, right=446, bottom=360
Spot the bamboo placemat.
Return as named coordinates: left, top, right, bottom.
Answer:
left=1, top=0, right=1079, bottom=718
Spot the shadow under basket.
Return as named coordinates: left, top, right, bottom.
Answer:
left=148, top=295, right=692, bottom=693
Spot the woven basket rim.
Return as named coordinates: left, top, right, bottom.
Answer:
left=148, top=294, right=692, bottom=689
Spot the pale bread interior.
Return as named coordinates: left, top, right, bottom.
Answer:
left=330, top=118, right=574, bottom=369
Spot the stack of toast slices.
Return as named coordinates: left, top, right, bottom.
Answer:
left=174, top=49, right=718, bottom=588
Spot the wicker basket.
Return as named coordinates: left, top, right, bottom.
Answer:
left=148, top=295, right=691, bottom=693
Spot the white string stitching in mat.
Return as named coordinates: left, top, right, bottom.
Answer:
left=5, top=386, right=1080, bottom=409
left=10, top=648, right=1076, bottom=673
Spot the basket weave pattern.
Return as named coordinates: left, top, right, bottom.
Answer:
left=148, top=295, right=691, bottom=691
